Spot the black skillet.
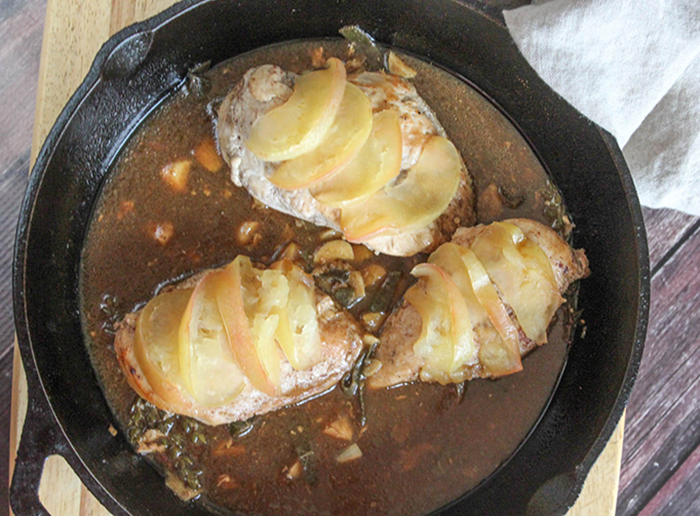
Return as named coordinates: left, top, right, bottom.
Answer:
left=11, top=0, right=649, bottom=514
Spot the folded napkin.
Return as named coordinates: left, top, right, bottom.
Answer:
left=504, top=0, right=700, bottom=215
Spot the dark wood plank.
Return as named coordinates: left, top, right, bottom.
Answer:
left=620, top=375, right=700, bottom=514
left=638, top=443, right=700, bottom=516
left=0, top=0, right=47, bottom=513
left=642, top=207, right=700, bottom=272
left=0, top=350, right=15, bottom=516
left=653, top=446, right=700, bottom=516
left=0, top=0, right=46, bottom=174
left=617, top=223, right=700, bottom=514
left=0, top=152, right=30, bottom=359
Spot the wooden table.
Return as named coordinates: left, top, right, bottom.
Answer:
left=8, top=0, right=625, bottom=514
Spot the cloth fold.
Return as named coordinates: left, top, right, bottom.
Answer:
left=504, top=0, right=700, bottom=215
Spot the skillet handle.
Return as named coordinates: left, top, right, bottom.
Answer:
left=10, top=394, right=69, bottom=516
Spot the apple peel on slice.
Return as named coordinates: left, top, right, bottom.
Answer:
left=341, top=135, right=461, bottom=242
left=178, top=272, right=246, bottom=406
left=134, top=288, right=195, bottom=412
left=270, top=82, right=373, bottom=189
left=215, top=257, right=280, bottom=397
left=245, top=58, right=346, bottom=162
left=311, top=109, right=403, bottom=207
left=459, top=248, right=522, bottom=377
left=428, top=243, right=490, bottom=343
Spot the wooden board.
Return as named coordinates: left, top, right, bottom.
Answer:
left=9, top=0, right=625, bottom=514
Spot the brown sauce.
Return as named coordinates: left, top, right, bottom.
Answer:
left=80, top=40, right=574, bottom=515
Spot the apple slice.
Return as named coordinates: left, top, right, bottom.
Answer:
left=244, top=266, right=288, bottom=390
left=215, top=257, right=279, bottom=396
left=269, top=82, right=373, bottom=189
left=311, top=109, right=403, bottom=207
left=341, top=135, right=461, bottom=242
left=178, top=272, right=246, bottom=406
left=430, top=242, right=522, bottom=378
left=459, top=248, right=522, bottom=376
left=134, top=288, right=194, bottom=412
left=271, top=259, right=322, bottom=370
left=245, top=58, right=346, bottom=162
left=470, top=222, right=561, bottom=344
left=404, top=263, right=474, bottom=384
left=428, top=243, right=487, bottom=353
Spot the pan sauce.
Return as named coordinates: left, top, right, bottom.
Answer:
left=80, top=40, right=576, bottom=515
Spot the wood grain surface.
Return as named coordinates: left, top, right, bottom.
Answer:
left=7, top=0, right=688, bottom=515
left=617, top=208, right=700, bottom=516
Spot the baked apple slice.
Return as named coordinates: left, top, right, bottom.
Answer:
left=215, top=257, right=280, bottom=396
left=470, top=222, right=561, bottom=344
left=242, top=265, right=287, bottom=392
left=178, top=272, right=246, bottom=406
left=404, top=263, right=475, bottom=384
left=133, top=288, right=194, bottom=412
left=245, top=58, right=346, bottom=161
left=459, top=248, right=523, bottom=376
left=310, top=109, right=403, bottom=207
left=269, top=82, right=373, bottom=189
left=429, top=242, right=521, bottom=378
left=341, top=135, right=461, bottom=241
left=271, top=259, right=322, bottom=370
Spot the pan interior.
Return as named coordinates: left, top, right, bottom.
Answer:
left=79, top=39, right=577, bottom=515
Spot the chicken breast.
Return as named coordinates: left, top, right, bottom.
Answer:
left=115, top=272, right=364, bottom=426
left=216, top=64, right=476, bottom=257
left=368, top=219, right=589, bottom=389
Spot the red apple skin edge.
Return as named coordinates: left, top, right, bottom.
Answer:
left=214, top=265, right=278, bottom=397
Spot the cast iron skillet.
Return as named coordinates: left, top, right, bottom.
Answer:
left=11, top=0, right=649, bottom=514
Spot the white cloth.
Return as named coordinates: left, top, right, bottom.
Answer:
left=504, top=0, right=700, bottom=215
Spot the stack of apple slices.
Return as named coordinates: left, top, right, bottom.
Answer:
left=245, top=58, right=462, bottom=242
left=404, top=221, right=563, bottom=384
left=133, top=257, right=322, bottom=410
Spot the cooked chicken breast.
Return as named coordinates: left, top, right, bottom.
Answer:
left=115, top=272, right=364, bottom=426
left=216, top=64, right=476, bottom=257
left=368, top=219, right=589, bottom=389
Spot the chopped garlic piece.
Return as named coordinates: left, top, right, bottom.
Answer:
left=337, top=443, right=363, bottom=463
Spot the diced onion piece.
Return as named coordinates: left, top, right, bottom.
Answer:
left=388, top=51, right=417, bottom=78
left=459, top=248, right=522, bottom=377
left=352, top=244, right=374, bottom=262
left=215, top=257, right=279, bottom=396
left=470, top=222, right=561, bottom=344
left=313, top=239, right=355, bottom=264
left=311, top=109, right=403, bottom=207
left=271, top=259, right=322, bottom=370
left=134, top=288, right=194, bottom=411
left=323, top=415, right=354, bottom=441
left=286, top=461, right=303, bottom=480
left=270, top=82, right=373, bottom=189
left=194, top=138, right=224, bottom=172
left=340, top=136, right=461, bottom=242
left=246, top=58, right=346, bottom=162
left=405, top=263, right=475, bottom=384
left=336, top=443, right=363, bottom=463
left=161, top=160, right=191, bottom=192
left=177, top=272, right=245, bottom=406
